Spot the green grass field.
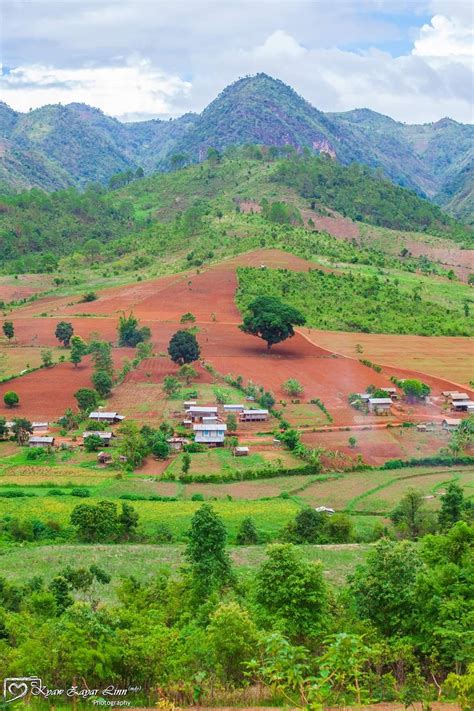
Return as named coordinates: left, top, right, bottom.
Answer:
left=0, top=542, right=371, bottom=597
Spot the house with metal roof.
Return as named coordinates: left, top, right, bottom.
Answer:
left=193, top=423, right=227, bottom=446
left=240, top=409, right=269, bottom=422
left=28, top=436, right=55, bottom=448
left=187, top=406, right=219, bottom=422
left=88, top=411, right=125, bottom=423
left=368, top=397, right=392, bottom=414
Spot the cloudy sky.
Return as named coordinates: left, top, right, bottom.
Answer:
left=1, top=0, right=473, bottom=124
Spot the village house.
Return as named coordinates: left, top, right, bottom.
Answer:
left=202, top=415, right=219, bottom=424
left=442, top=418, right=462, bottom=431
left=83, top=431, right=113, bottom=446
left=31, top=421, right=49, bottom=432
left=187, top=405, right=219, bottom=422
left=183, top=401, right=197, bottom=410
left=224, top=404, right=245, bottom=412
left=88, top=411, right=125, bottom=424
left=450, top=392, right=469, bottom=401
left=193, top=423, right=227, bottom=446
left=28, top=435, right=55, bottom=448
left=451, top=399, right=473, bottom=412
left=368, top=397, right=392, bottom=414
left=417, top=422, right=436, bottom=432
left=97, top=451, right=112, bottom=464
left=240, top=409, right=269, bottom=422
left=167, top=437, right=189, bottom=452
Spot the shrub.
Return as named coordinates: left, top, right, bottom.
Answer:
left=236, top=517, right=259, bottom=545
left=3, top=391, right=19, bottom=408
left=71, top=487, right=91, bottom=498
left=282, top=378, right=304, bottom=396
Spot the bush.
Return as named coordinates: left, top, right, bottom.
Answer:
left=3, top=391, right=19, bottom=408
left=282, top=379, right=304, bottom=396
left=81, top=292, right=97, bottom=302
left=71, top=487, right=91, bottom=498
left=236, top=517, right=259, bottom=545
left=154, top=523, right=174, bottom=543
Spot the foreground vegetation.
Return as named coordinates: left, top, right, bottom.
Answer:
left=0, top=500, right=471, bottom=708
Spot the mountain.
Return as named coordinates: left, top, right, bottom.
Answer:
left=0, top=74, right=472, bottom=220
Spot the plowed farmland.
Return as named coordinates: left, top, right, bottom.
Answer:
left=2, top=249, right=472, bottom=423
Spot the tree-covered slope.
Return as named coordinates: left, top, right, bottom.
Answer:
left=237, top=266, right=473, bottom=337
left=0, top=152, right=470, bottom=274
left=0, top=75, right=472, bottom=220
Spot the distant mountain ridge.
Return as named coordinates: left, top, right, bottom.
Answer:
left=1, top=73, right=472, bottom=220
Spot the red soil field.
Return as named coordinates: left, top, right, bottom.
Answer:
left=0, top=351, right=129, bottom=420
left=3, top=249, right=471, bottom=422
left=405, top=242, right=474, bottom=282
left=301, top=427, right=449, bottom=466
left=304, top=329, right=474, bottom=389
left=302, top=208, right=361, bottom=240
left=0, top=274, right=53, bottom=302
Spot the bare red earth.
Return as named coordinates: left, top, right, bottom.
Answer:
left=3, top=249, right=471, bottom=423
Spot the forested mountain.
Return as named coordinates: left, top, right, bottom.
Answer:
left=0, top=151, right=470, bottom=274
left=0, top=74, right=472, bottom=220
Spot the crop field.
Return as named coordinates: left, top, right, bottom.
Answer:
left=0, top=542, right=371, bottom=594
left=2, top=249, right=471, bottom=426
left=164, top=447, right=304, bottom=478
left=305, top=329, right=474, bottom=387
left=302, top=426, right=451, bottom=466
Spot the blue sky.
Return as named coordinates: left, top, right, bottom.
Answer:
left=1, top=0, right=472, bottom=123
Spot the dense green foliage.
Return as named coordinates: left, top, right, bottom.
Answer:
left=237, top=266, right=473, bottom=336
left=240, top=295, right=306, bottom=349
left=0, top=502, right=471, bottom=708
left=273, top=154, right=471, bottom=240
left=168, top=329, right=201, bottom=365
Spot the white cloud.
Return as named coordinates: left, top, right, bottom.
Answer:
left=253, top=30, right=306, bottom=59
left=1, top=1, right=473, bottom=124
left=0, top=56, right=191, bottom=118
left=413, top=14, right=473, bottom=60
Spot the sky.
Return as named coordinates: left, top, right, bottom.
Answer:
left=1, top=0, right=473, bottom=124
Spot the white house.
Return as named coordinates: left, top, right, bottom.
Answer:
left=187, top=406, right=219, bottom=422
left=89, top=411, right=125, bottom=423
left=442, top=418, right=462, bottom=431
left=452, top=400, right=473, bottom=412
left=193, top=423, right=227, bottom=446
left=368, top=397, right=392, bottom=414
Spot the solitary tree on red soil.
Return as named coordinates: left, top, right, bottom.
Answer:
left=240, top=296, right=305, bottom=350
left=168, top=330, right=201, bottom=366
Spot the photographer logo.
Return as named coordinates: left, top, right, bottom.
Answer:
left=3, top=678, right=42, bottom=703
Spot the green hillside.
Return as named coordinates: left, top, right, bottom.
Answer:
left=237, top=266, right=473, bottom=337
left=0, top=152, right=470, bottom=274
left=0, top=74, right=472, bottom=220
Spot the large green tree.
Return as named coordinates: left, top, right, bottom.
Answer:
left=349, top=539, right=423, bottom=637
left=168, top=330, right=201, bottom=365
left=185, top=504, right=233, bottom=597
left=2, top=321, right=14, bottom=341
left=55, top=321, right=74, bottom=347
left=255, top=543, right=327, bottom=640
left=118, top=312, right=151, bottom=347
left=240, top=295, right=305, bottom=350
left=74, top=388, right=99, bottom=413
